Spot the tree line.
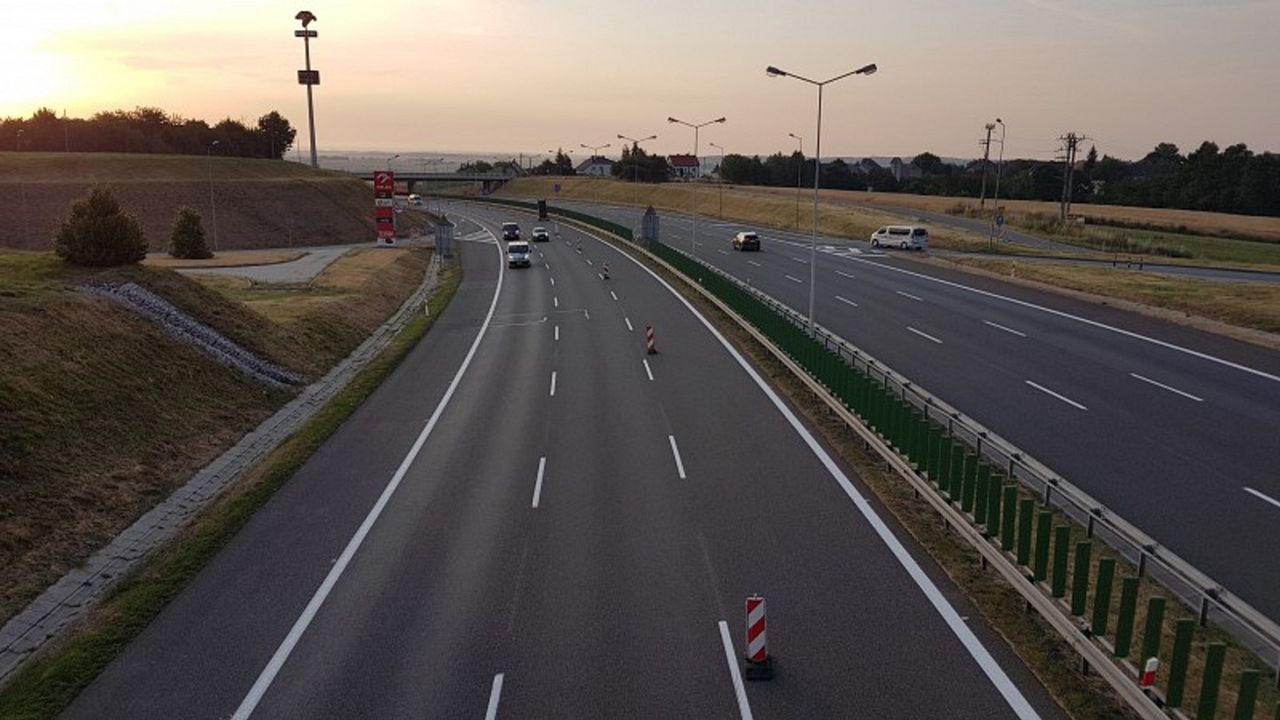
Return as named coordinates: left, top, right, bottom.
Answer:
left=3, top=107, right=297, bottom=159
left=716, top=142, right=1280, bottom=217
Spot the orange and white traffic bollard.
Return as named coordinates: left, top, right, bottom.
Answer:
left=645, top=325, right=657, bottom=355
left=1139, top=657, right=1158, bottom=690
left=743, top=595, right=772, bottom=680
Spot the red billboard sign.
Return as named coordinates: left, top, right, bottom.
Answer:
left=373, top=171, right=396, bottom=240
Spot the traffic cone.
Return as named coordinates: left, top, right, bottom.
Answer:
left=743, top=595, right=773, bottom=681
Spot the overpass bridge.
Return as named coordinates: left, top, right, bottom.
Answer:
left=353, top=171, right=518, bottom=194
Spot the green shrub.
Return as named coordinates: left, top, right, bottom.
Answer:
left=53, top=187, right=147, bottom=266
left=169, top=207, right=212, bottom=259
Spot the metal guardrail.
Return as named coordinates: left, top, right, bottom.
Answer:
left=655, top=241, right=1280, bottom=679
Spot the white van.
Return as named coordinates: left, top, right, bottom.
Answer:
left=870, top=226, right=928, bottom=250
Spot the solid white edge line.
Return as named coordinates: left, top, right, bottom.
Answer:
left=1243, top=487, right=1280, bottom=511
left=532, top=457, right=546, bottom=508
left=485, top=673, right=504, bottom=720
left=848, top=256, right=1280, bottom=385
left=668, top=434, right=687, bottom=479
left=643, top=358, right=654, bottom=382
left=984, top=320, right=1027, bottom=338
left=785, top=274, right=804, bottom=284
left=230, top=216, right=507, bottom=720
left=550, top=371, right=557, bottom=397
left=718, top=620, right=754, bottom=720
left=604, top=231, right=1038, bottom=719
left=907, top=326, right=943, bottom=344
left=1129, top=373, right=1205, bottom=402
left=625, top=317, right=634, bottom=332
left=835, top=295, right=858, bottom=307
left=1025, top=380, right=1088, bottom=410
left=896, top=290, right=924, bottom=302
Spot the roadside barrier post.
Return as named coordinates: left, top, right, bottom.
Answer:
left=1115, top=577, right=1140, bottom=658
left=1196, top=643, right=1227, bottom=720
left=743, top=595, right=773, bottom=681
left=1052, top=526, right=1071, bottom=598
left=961, top=455, right=978, bottom=513
left=1140, top=657, right=1159, bottom=690
left=1166, top=618, right=1196, bottom=708
left=926, top=428, right=941, bottom=483
left=983, top=474, right=1003, bottom=535
left=1033, top=511, right=1053, bottom=582
left=645, top=325, right=657, bottom=354
left=1140, top=596, right=1167, bottom=663
left=949, top=446, right=965, bottom=501
left=1000, top=485, right=1017, bottom=551
left=974, top=465, right=991, bottom=525
left=1233, top=669, right=1260, bottom=720
left=1092, top=557, right=1116, bottom=637
left=1071, top=541, right=1092, bottom=615
left=1016, top=499, right=1035, bottom=565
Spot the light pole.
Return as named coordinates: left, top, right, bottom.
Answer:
left=989, top=118, right=1007, bottom=245
left=387, top=153, right=400, bottom=170
left=766, top=62, right=877, bottom=336
left=667, top=115, right=726, bottom=258
left=295, top=11, right=320, bottom=168
left=14, top=129, right=22, bottom=152
left=708, top=141, right=725, bottom=218
left=788, top=132, right=804, bottom=228
left=616, top=133, right=656, bottom=210
left=207, top=140, right=220, bottom=252
left=580, top=143, right=611, bottom=179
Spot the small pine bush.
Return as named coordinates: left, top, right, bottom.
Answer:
left=169, top=207, right=212, bottom=259
left=53, top=187, right=148, bottom=267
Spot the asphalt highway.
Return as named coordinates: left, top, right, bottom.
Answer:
left=62, top=206, right=1059, bottom=718
left=545, top=199, right=1280, bottom=622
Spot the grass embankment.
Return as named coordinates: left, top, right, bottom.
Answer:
left=144, top=250, right=305, bottom=269
left=0, top=258, right=462, bottom=720
left=0, top=247, right=427, bottom=625
left=0, top=152, right=380, bottom=251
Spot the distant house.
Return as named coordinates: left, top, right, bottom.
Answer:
left=576, top=156, right=615, bottom=177
left=853, top=157, right=882, bottom=176
left=890, top=157, right=922, bottom=181
left=668, top=154, right=700, bottom=180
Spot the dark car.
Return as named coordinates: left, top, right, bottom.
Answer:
left=732, top=231, right=760, bottom=251
left=501, top=222, right=521, bottom=241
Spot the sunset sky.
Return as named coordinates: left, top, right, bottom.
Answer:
left=2, top=0, right=1278, bottom=161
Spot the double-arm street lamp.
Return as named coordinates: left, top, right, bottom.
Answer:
left=788, top=132, right=804, bottom=228
left=667, top=115, right=726, bottom=258
left=616, top=133, right=656, bottom=208
left=766, top=62, right=877, bottom=336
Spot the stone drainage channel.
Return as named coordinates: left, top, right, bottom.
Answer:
left=0, top=252, right=444, bottom=687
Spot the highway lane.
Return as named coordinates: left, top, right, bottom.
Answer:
left=540, top=199, right=1280, bottom=622
left=63, top=206, right=1060, bottom=718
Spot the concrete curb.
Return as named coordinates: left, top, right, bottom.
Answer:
left=0, top=252, right=443, bottom=688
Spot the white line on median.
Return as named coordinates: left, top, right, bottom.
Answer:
left=625, top=317, right=634, bottom=332
left=1025, top=380, right=1088, bottom=410
left=984, top=320, right=1027, bottom=338
left=230, top=219, right=508, bottom=720
left=747, top=260, right=762, bottom=267
left=553, top=296, right=559, bottom=308
left=896, top=290, right=924, bottom=302
left=549, top=277, right=555, bottom=286
left=718, top=249, right=729, bottom=255
left=835, top=295, right=858, bottom=308
left=586, top=258, right=593, bottom=266
left=1129, top=373, right=1205, bottom=402
left=907, top=326, right=943, bottom=344
left=643, top=358, right=654, bottom=382
left=610, top=291, right=619, bottom=301
left=554, top=325, right=559, bottom=341
left=785, top=274, right=804, bottom=284
left=791, top=256, right=808, bottom=264
left=532, top=458, right=546, bottom=508
left=668, top=435, right=687, bottom=479
left=485, top=673, right=504, bottom=720
left=836, top=269, right=855, bottom=279
left=718, top=621, right=754, bottom=720
left=1244, top=487, right=1280, bottom=511
left=550, top=371, right=557, bottom=397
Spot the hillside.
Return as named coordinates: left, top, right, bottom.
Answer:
left=0, top=152, right=377, bottom=251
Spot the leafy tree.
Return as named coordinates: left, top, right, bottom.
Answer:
left=457, top=160, right=494, bottom=174
left=54, top=187, right=148, bottom=266
left=256, top=111, right=296, bottom=159
left=613, top=144, right=669, bottom=183
left=169, top=207, right=212, bottom=259
left=911, top=152, right=946, bottom=175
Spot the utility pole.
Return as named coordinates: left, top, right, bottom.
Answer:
left=1057, top=132, right=1086, bottom=222
left=978, top=123, right=995, bottom=209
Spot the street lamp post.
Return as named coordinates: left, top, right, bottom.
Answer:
left=667, top=115, right=726, bottom=259
left=208, top=140, right=220, bottom=252
left=295, top=11, right=320, bottom=168
left=766, top=62, right=877, bottom=336
left=788, top=132, right=804, bottom=228
left=616, top=133, right=656, bottom=211
left=387, top=153, right=400, bottom=171
left=708, top=141, right=725, bottom=218
left=989, top=118, right=1007, bottom=245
